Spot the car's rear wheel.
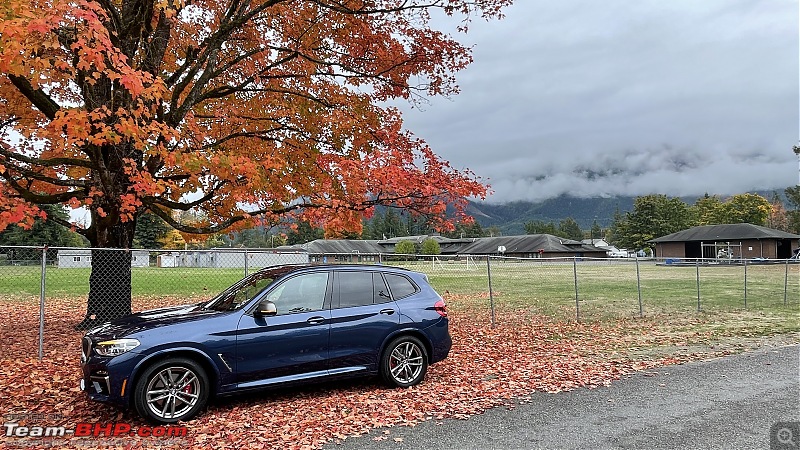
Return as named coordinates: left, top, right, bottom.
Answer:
left=381, top=336, right=428, bottom=388
left=133, top=357, right=209, bottom=424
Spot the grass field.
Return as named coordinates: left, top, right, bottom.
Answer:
left=1, top=259, right=797, bottom=323
left=389, top=259, right=800, bottom=332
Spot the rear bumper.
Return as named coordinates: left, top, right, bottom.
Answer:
left=424, top=317, right=451, bottom=364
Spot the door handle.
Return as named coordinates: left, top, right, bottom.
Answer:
left=307, top=316, right=325, bottom=325
left=379, top=309, right=395, bottom=315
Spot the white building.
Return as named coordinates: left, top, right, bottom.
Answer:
left=158, top=249, right=308, bottom=269
left=57, top=249, right=150, bottom=268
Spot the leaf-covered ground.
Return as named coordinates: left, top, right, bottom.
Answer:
left=0, top=295, right=793, bottom=449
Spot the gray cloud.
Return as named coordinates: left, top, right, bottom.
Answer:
left=399, top=0, right=799, bottom=203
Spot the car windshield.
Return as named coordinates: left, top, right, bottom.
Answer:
left=203, top=273, right=276, bottom=311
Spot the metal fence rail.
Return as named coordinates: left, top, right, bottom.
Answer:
left=0, top=246, right=798, bottom=360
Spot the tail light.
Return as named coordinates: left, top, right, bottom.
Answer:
left=434, top=299, right=447, bottom=317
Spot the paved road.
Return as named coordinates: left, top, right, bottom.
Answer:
left=326, top=345, right=800, bottom=450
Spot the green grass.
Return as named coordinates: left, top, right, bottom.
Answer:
left=1, top=260, right=798, bottom=329
left=390, top=260, right=800, bottom=325
left=0, top=266, right=247, bottom=298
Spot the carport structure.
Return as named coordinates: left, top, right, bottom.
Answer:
left=650, top=223, right=800, bottom=259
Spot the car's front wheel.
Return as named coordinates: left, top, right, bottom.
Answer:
left=133, top=357, right=209, bottom=424
left=381, top=336, right=428, bottom=388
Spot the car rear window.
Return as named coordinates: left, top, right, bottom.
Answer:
left=384, top=273, right=418, bottom=300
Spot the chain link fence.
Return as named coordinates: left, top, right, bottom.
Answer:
left=1, top=246, right=798, bottom=360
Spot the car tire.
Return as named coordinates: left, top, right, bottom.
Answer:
left=133, top=357, right=209, bottom=424
left=381, top=336, right=428, bottom=388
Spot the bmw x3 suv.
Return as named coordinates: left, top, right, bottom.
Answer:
left=80, top=264, right=451, bottom=423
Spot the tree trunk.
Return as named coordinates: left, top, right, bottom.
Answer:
left=75, top=217, right=137, bottom=330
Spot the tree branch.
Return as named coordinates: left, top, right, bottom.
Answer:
left=7, top=75, right=61, bottom=120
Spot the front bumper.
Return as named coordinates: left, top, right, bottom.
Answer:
left=80, top=337, right=139, bottom=407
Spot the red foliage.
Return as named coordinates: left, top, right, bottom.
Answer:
left=0, top=296, right=732, bottom=449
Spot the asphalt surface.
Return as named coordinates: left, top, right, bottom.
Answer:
left=325, top=344, right=800, bottom=450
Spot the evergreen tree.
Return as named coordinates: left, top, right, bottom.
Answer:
left=558, top=217, right=583, bottom=241
left=133, top=212, right=170, bottom=249
left=287, top=221, right=324, bottom=245
left=524, top=220, right=557, bottom=235
left=589, top=220, right=603, bottom=243
left=382, top=209, right=408, bottom=238
left=785, top=186, right=800, bottom=234
left=613, top=195, right=692, bottom=251
left=0, top=204, right=86, bottom=247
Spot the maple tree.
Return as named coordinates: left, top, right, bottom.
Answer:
left=0, top=0, right=508, bottom=328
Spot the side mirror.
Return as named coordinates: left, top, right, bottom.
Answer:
left=255, top=300, right=277, bottom=317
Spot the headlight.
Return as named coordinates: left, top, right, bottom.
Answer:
left=94, top=339, right=140, bottom=357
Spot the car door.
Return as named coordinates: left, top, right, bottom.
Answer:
left=328, top=270, right=400, bottom=373
left=235, top=271, right=332, bottom=388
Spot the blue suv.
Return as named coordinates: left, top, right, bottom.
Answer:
left=80, top=264, right=451, bottom=424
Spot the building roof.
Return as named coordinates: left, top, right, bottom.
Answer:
left=650, top=223, right=800, bottom=243
left=298, top=239, right=385, bottom=254
left=580, top=238, right=610, bottom=247
left=458, top=234, right=604, bottom=255
left=279, top=235, right=476, bottom=255
left=277, top=234, right=608, bottom=255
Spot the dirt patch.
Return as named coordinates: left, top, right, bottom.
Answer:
left=624, top=331, right=800, bottom=361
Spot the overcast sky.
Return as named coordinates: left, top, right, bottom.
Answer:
left=398, top=0, right=799, bottom=204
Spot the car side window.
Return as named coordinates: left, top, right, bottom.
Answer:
left=265, top=272, right=329, bottom=314
left=384, top=273, right=418, bottom=300
left=337, top=271, right=374, bottom=308
left=373, top=273, right=392, bottom=304
left=207, top=274, right=275, bottom=311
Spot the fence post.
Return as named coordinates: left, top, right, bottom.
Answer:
left=784, top=258, right=789, bottom=307
left=38, top=245, right=47, bottom=361
left=244, top=248, right=249, bottom=277
left=743, top=258, right=747, bottom=309
left=573, top=257, right=579, bottom=322
left=695, top=258, right=701, bottom=312
left=486, top=256, right=495, bottom=327
left=635, top=254, right=643, bottom=318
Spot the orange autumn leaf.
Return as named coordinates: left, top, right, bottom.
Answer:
left=0, top=0, right=510, bottom=248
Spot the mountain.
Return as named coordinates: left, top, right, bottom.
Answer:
left=466, top=195, right=637, bottom=235
left=467, top=190, right=784, bottom=236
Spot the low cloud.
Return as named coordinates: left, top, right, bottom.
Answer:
left=399, top=0, right=799, bottom=203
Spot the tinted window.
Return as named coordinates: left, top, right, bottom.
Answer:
left=384, top=273, right=418, bottom=300
left=337, top=271, right=374, bottom=308
left=265, top=272, right=329, bottom=314
left=373, top=273, right=392, bottom=304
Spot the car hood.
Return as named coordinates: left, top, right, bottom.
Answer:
left=84, top=304, right=225, bottom=340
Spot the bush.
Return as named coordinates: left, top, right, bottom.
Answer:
left=421, top=239, right=441, bottom=255
left=394, top=240, right=416, bottom=256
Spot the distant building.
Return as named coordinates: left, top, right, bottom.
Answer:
left=157, top=249, right=308, bottom=268
left=457, top=235, right=607, bottom=258
left=57, top=249, right=150, bottom=268
left=649, top=224, right=800, bottom=259
left=279, top=235, right=476, bottom=261
left=580, top=238, right=610, bottom=247
left=580, top=238, right=629, bottom=257
left=278, top=234, right=608, bottom=259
